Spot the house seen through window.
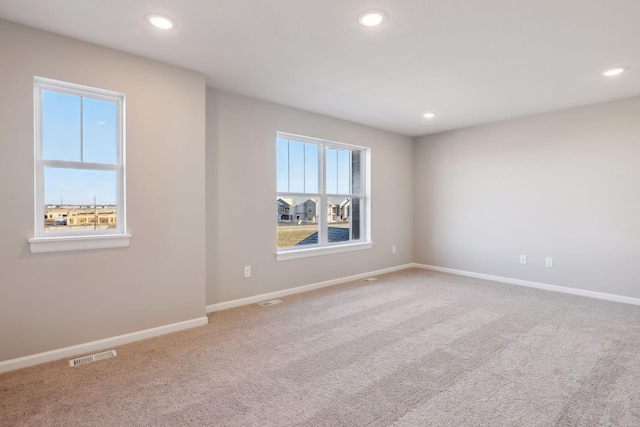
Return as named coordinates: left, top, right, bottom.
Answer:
left=34, top=77, right=125, bottom=238
left=277, top=132, right=367, bottom=252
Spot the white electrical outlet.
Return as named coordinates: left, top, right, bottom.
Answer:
left=392, top=245, right=396, bottom=254
left=244, top=266, right=251, bottom=278
left=545, top=257, right=554, bottom=267
left=520, top=255, right=527, bottom=265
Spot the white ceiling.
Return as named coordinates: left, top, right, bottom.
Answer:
left=1, top=0, right=639, bottom=136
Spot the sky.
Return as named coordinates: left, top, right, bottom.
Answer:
left=277, top=138, right=352, bottom=195
left=43, top=90, right=118, bottom=205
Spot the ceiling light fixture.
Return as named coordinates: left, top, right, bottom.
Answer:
left=423, top=112, right=437, bottom=119
left=358, top=10, right=386, bottom=27
left=601, top=67, right=628, bottom=77
left=148, top=14, right=174, bottom=30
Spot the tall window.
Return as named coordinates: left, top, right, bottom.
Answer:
left=277, top=132, right=368, bottom=256
left=33, top=77, right=125, bottom=240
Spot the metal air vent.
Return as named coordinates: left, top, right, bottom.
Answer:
left=258, top=299, right=283, bottom=307
left=70, top=350, right=117, bottom=367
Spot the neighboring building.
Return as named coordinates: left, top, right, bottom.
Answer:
left=277, top=198, right=293, bottom=222
left=278, top=198, right=351, bottom=224
left=278, top=198, right=317, bottom=223
left=331, top=199, right=350, bottom=222
left=327, top=200, right=338, bottom=222
left=339, top=199, right=350, bottom=221
left=292, top=199, right=317, bottom=223
left=44, top=205, right=117, bottom=230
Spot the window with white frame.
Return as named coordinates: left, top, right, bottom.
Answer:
left=276, top=132, right=370, bottom=259
left=31, top=77, right=127, bottom=252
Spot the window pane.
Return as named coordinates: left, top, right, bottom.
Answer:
left=277, top=196, right=318, bottom=248
left=326, top=147, right=338, bottom=194
left=337, top=149, right=350, bottom=194
left=277, top=138, right=289, bottom=192
left=304, top=143, right=319, bottom=193
left=83, top=97, right=117, bottom=164
left=327, top=197, right=351, bottom=243
left=288, top=141, right=305, bottom=193
left=44, top=167, right=117, bottom=232
left=351, top=150, right=362, bottom=194
left=278, top=139, right=319, bottom=194
left=351, top=197, right=362, bottom=240
left=42, top=90, right=81, bottom=161
left=327, top=147, right=359, bottom=195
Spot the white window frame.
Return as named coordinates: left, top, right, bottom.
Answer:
left=276, top=132, right=372, bottom=261
left=29, top=77, right=130, bottom=253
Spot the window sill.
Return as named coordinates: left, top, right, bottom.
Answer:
left=276, top=241, right=373, bottom=261
left=29, top=234, right=131, bottom=254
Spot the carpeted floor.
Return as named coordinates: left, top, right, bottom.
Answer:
left=2, top=268, right=640, bottom=426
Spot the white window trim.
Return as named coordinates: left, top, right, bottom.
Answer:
left=276, top=132, right=372, bottom=261
left=30, top=77, right=129, bottom=253
left=29, top=234, right=131, bottom=254
left=276, top=241, right=373, bottom=261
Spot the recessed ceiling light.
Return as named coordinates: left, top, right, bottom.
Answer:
left=148, top=14, right=174, bottom=30
left=358, top=10, right=386, bottom=27
left=601, top=67, right=628, bottom=77
left=423, top=112, right=437, bottom=119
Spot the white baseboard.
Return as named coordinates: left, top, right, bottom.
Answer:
left=206, top=263, right=414, bottom=313
left=412, top=263, right=640, bottom=307
left=0, top=316, right=208, bottom=374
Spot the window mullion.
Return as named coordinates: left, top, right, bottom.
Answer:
left=34, top=85, right=44, bottom=236
left=42, top=160, right=119, bottom=171
left=80, top=96, right=84, bottom=162
left=319, top=143, right=326, bottom=245
left=277, top=192, right=320, bottom=198
left=319, top=195, right=327, bottom=246
left=325, top=194, right=362, bottom=199
left=287, top=140, right=291, bottom=193
left=349, top=150, right=353, bottom=242
left=335, top=149, right=339, bottom=196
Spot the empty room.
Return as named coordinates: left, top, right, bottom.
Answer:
left=1, top=1, right=639, bottom=426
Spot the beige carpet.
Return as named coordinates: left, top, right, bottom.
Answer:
left=2, top=268, right=640, bottom=426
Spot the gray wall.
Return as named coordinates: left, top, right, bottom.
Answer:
left=414, top=96, right=640, bottom=299
left=0, top=20, right=207, bottom=362
left=206, top=89, right=414, bottom=305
